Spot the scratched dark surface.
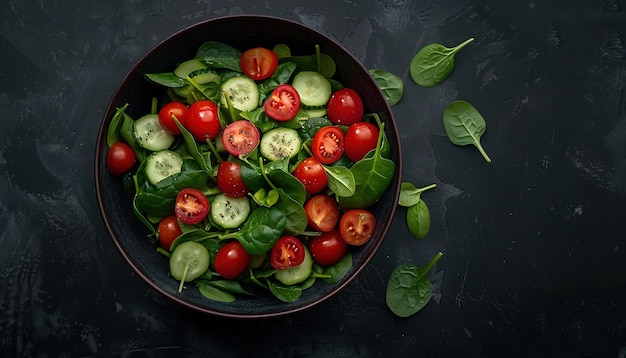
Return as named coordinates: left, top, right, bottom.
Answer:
left=1, top=0, right=626, bottom=357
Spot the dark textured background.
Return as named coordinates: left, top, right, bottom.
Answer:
left=1, top=1, right=625, bottom=357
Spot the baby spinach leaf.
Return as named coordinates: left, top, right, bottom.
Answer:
left=407, top=200, right=431, bottom=239
left=197, top=281, right=236, bottom=303
left=221, top=207, right=287, bottom=255
left=442, top=100, right=492, bottom=163
left=275, top=188, right=308, bottom=235
left=386, top=252, right=443, bottom=317
left=106, top=103, right=129, bottom=147
left=195, top=41, right=242, bottom=71
left=266, top=278, right=302, bottom=302
left=398, top=182, right=436, bottom=207
left=338, top=115, right=395, bottom=209
left=322, top=251, right=353, bottom=284
left=410, top=38, right=474, bottom=87
left=174, top=118, right=212, bottom=173
left=369, top=69, right=403, bottom=106
left=323, top=165, right=356, bottom=197
left=144, top=72, right=185, bottom=88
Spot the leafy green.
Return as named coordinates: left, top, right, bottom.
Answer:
left=410, top=38, right=474, bottom=87
left=195, top=41, right=242, bottom=71
left=369, top=69, right=403, bottom=106
left=442, top=100, right=491, bottom=162
left=323, top=165, right=355, bottom=197
left=399, top=182, right=436, bottom=239
left=106, top=103, right=130, bottom=146
left=220, top=207, right=287, bottom=255
left=386, top=252, right=443, bottom=317
left=144, top=72, right=186, bottom=88
left=338, top=114, right=395, bottom=209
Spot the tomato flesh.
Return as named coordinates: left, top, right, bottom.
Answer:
left=326, top=88, right=364, bottom=125
left=158, top=101, right=188, bottom=135
left=270, top=236, right=305, bottom=270
left=186, top=99, right=222, bottom=142
left=175, top=188, right=209, bottom=225
left=293, top=157, right=328, bottom=194
left=311, top=126, right=345, bottom=164
left=158, top=215, right=183, bottom=251
left=216, top=161, right=250, bottom=198
left=264, top=84, right=301, bottom=121
left=339, top=209, right=376, bottom=246
left=344, top=121, right=379, bottom=162
left=310, top=229, right=348, bottom=267
left=304, top=194, right=339, bottom=232
left=222, top=120, right=260, bottom=156
left=107, top=142, right=136, bottom=176
left=240, top=47, right=279, bottom=80
left=214, top=241, right=251, bottom=279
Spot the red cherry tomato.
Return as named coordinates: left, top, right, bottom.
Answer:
left=311, top=126, right=345, bottom=164
left=158, top=101, right=188, bottom=135
left=309, top=229, right=348, bottom=267
left=270, top=236, right=305, bottom=270
left=240, top=47, right=279, bottom=80
left=175, top=188, right=209, bottom=225
left=216, top=161, right=250, bottom=198
left=214, top=241, right=251, bottom=279
left=186, top=99, right=222, bottom=142
left=344, top=121, right=380, bottom=162
left=157, top=215, right=182, bottom=251
left=304, top=194, right=339, bottom=232
left=293, top=157, right=328, bottom=194
left=264, top=84, right=301, bottom=121
left=339, top=209, right=376, bottom=246
left=221, top=120, right=260, bottom=156
left=326, top=88, right=364, bottom=125
left=106, top=142, right=136, bottom=176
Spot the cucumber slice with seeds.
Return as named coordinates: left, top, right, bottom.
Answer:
left=145, top=150, right=183, bottom=184
left=291, top=71, right=332, bottom=107
left=259, top=127, right=303, bottom=161
left=134, top=114, right=175, bottom=151
left=219, top=76, right=260, bottom=112
left=210, top=194, right=251, bottom=229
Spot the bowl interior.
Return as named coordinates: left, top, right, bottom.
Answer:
left=95, top=15, right=402, bottom=318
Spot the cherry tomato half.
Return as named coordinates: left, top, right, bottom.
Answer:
left=158, top=215, right=182, bottom=251
left=344, top=121, right=379, bottom=162
left=222, top=120, right=260, bottom=156
left=304, top=194, right=339, bottom=232
left=326, top=88, right=364, bottom=125
left=293, top=157, right=328, bottom=194
left=339, top=209, right=376, bottom=246
left=186, top=99, right=222, bottom=142
left=107, top=142, right=136, bottom=176
left=158, top=101, right=188, bottom=135
left=214, top=241, right=251, bottom=279
left=311, top=126, right=345, bottom=164
left=264, top=84, right=301, bottom=121
left=309, top=229, right=348, bottom=267
left=216, top=161, right=250, bottom=198
left=240, top=47, right=279, bottom=80
left=175, top=188, right=209, bottom=225
left=270, top=236, right=306, bottom=270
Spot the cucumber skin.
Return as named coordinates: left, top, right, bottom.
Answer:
left=274, top=247, right=313, bottom=285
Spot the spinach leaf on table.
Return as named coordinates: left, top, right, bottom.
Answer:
left=399, top=182, right=436, bottom=239
left=442, top=100, right=492, bottom=163
left=386, top=252, right=443, bottom=318
left=369, top=69, right=403, bottom=106
left=410, top=38, right=474, bottom=88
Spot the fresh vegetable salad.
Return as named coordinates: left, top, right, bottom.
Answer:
left=105, top=41, right=396, bottom=303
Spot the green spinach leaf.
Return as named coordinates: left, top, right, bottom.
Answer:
left=399, top=182, right=437, bottom=239
left=323, top=165, right=356, bottom=197
left=220, top=207, right=287, bottom=255
left=144, top=72, right=185, bottom=88
left=266, top=278, right=302, bottom=302
left=197, top=281, right=236, bottom=303
left=386, top=252, right=443, bottom=317
left=442, top=100, right=491, bottom=162
left=195, top=41, right=242, bottom=71
left=410, top=38, right=474, bottom=87
left=369, top=69, right=403, bottom=106
left=106, top=103, right=129, bottom=146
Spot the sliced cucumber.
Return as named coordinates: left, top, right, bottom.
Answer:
left=145, top=150, right=183, bottom=184
left=189, top=68, right=221, bottom=85
left=210, top=194, right=251, bottom=229
left=291, top=71, right=332, bottom=107
left=174, top=59, right=208, bottom=78
left=259, top=127, right=303, bottom=161
left=219, top=76, right=260, bottom=112
left=302, top=107, right=328, bottom=119
left=275, top=246, right=313, bottom=285
left=134, top=114, right=175, bottom=151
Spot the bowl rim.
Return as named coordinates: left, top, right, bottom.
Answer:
left=94, top=14, right=403, bottom=319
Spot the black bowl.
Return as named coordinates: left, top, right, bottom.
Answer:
left=95, top=15, right=402, bottom=319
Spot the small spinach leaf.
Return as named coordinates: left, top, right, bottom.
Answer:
left=323, top=165, right=356, bottom=197
left=407, top=200, right=431, bottom=239
left=369, top=69, right=403, bottom=106
left=106, top=103, right=130, bottom=147
left=410, top=38, right=474, bottom=87
left=195, top=41, right=242, bottom=71
left=197, top=281, right=236, bottom=303
left=442, top=100, right=491, bottom=163
left=220, top=207, right=287, bottom=255
left=386, top=252, right=443, bottom=317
